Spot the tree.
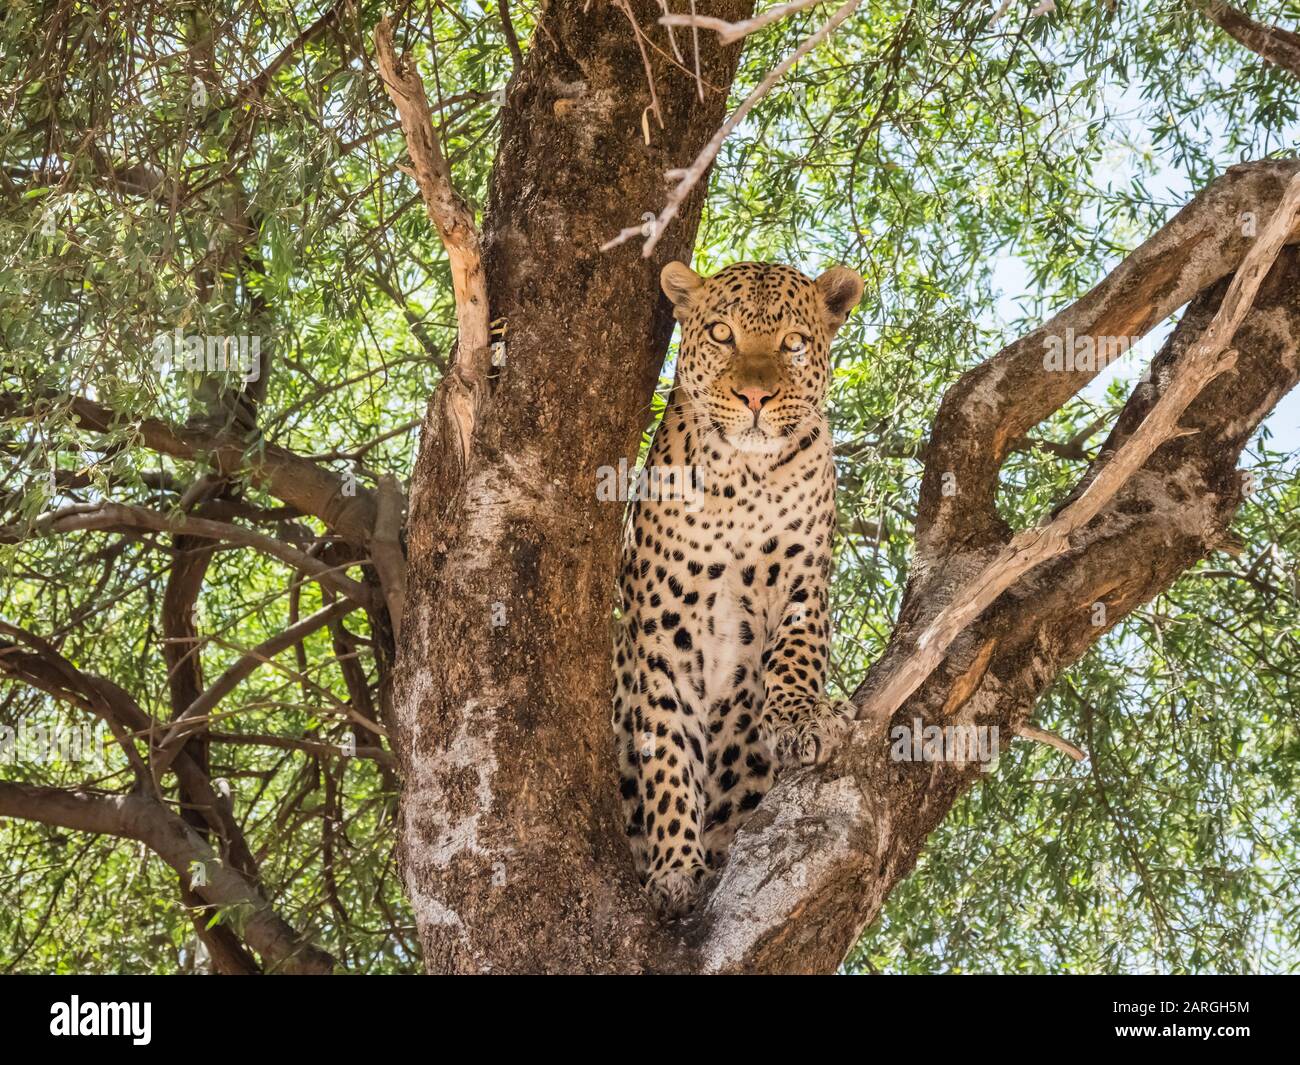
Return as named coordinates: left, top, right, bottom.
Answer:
left=2, top=0, right=1298, bottom=974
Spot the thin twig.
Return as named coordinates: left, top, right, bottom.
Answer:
left=657, top=0, right=685, bottom=62
left=660, top=0, right=829, bottom=45
left=689, top=0, right=703, bottom=100
left=617, top=0, right=665, bottom=135
left=604, top=0, right=862, bottom=255
left=1017, top=723, right=1086, bottom=761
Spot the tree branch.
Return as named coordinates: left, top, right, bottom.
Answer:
left=1195, top=1, right=1300, bottom=77
left=0, top=780, right=334, bottom=974
left=914, top=158, right=1300, bottom=555
left=855, top=169, right=1300, bottom=726
left=0, top=625, right=261, bottom=881
left=370, top=474, right=408, bottom=638
left=154, top=598, right=362, bottom=775
left=497, top=0, right=525, bottom=73
left=660, top=0, right=829, bottom=45
left=373, top=15, right=491, bottom=468
left=20, top=501, right=375, bottom=610
left=1, top=392, right=379, bottom=547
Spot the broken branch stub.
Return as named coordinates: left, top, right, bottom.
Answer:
left=373, top=16, right=491, bottom=466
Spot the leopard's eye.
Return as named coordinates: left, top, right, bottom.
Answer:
left=707, top=322, right=733, bottom=344
left=782, top=331, right=809, bottom=353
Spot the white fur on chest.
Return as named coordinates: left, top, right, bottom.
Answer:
left=630, top=416, right=834, bottom=712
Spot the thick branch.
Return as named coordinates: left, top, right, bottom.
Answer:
left=1196, top=1, right=1300, bottom=77
left=914, top=157, right=1300, bottom=554
left=370, top=474, right=408, bottom=638
left=856, top=170, right=1300, bottom=726
left=158, top=523, right=261, bottom=970
left=0, top=781, right=334, bottom=974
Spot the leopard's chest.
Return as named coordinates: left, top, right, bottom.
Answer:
left=622, top=444, right=833, bottom=701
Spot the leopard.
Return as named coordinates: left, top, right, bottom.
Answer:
left=611, top=259, right=865, bottom=917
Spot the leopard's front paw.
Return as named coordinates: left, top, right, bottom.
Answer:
left=765, top=698, right=856, bottom=770
left=644, top=863, right=707, bottom=919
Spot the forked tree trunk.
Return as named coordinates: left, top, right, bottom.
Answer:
left=389, top=0, right=1300, bottom=972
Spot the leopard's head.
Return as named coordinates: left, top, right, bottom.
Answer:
left=660, top=260, right=863, bottom=455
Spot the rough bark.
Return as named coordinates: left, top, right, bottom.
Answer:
left=1197, top=1, right=1300, bottom=77
left=392, top=0, right=754, bottom=972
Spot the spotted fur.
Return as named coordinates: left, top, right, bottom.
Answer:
left=611, top=260, right=864, bottom=917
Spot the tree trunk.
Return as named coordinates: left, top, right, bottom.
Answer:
left=391, top=0, right=754, bottom=972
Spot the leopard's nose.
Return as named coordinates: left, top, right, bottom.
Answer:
left=732, top=386, right=775, bottom=413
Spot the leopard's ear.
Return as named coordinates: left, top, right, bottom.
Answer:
left=661, top=261, right=704, bottom=319
left=815, top=266, right=864, bottom=334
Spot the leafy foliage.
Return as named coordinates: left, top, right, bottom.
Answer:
left=0, top=0, right=1296, bottom=972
